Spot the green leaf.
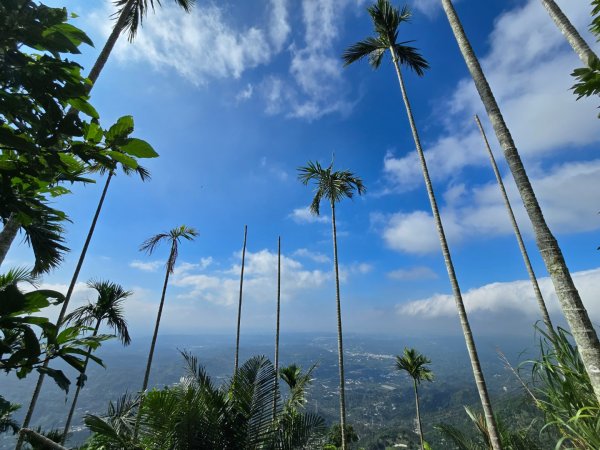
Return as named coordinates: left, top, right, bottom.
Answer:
left=106, top=116, right=134, bottom=142
left=37, top=366, right=70, bottom=392
left=119, top=138, right=158, bottom=158
left=67, top=98, right=99, bottom=119
left=106, top=151, right=138, bottom=169
left=84, top=122, right=104, bottom=144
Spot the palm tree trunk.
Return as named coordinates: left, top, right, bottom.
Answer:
left=389, top=46, right=503, bottom=450
left=331, top=202, right=347, bottom=450
left=273, top=236, right=281, bottom=419
left=539, top=0, right=598, bottom=67
left=134, top=249, right=173, bottom=439
left=0, top=215, right=20, bottom=269
left=474, top=115, right=555, bottom=337
left=234, top=225, right=248, bottom=374
left=414, top=380, right=424, bottom=450
left=86, top=0, right=135, bottom=85
left=15, top=172, right=113, bottom=450
left=61, top=319, right=102, bottom=444
left=442, top=0, right=600, bottom=405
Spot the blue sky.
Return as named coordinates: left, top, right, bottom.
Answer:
left=6, top=0, right=600, bottom=340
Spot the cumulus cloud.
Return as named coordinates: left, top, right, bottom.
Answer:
left=387, top=266, right=438, bottom=281
left=397, top=268, right=600, bottom=325
left=293, top=248, right=330, bottom=263
left=383, top=0, right=600, bottom=192
left=91, top=1, right=275, bottom=86
left=289, top=207, right=329, bottom=224
left=130, top=260, right=162, bottom=272
left=172, top=249, right=330, bottom=306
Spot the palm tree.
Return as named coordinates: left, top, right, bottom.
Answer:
left=60, top=280, right=132, bottom=445
left=279, top=363, right=317, bottom=412
left=343, top=2, right=502, bottom=448
left=441, top=0, right=600, bottom=406
left=475, top=115, right=555, bottom=337
left=234, top=225, right=248, bottom=374
left=133, top=225, right=198, bottom=438
left=273, top=235, right=282, bottom=419
left=298, top=160, right=365, bottom=450
left=539, top=0, right=598, bottom=67
left=395, top=348, right=433, bottom=450
left=16, top=164, right=149, bottom=450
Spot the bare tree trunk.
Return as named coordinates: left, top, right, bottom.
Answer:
left=442, top=0, right=600, bottom=406
left=389, top=45, right=502, bottom=450
left=18, top=429, right=67, bottom=450
left=134, top=246, right=173, bottom=439
left=0, top=215, right=20, bottom=269
left=60, top=319, right=102, bottom=444
left=16, top=173, right=113, bottom=450
left=273, top=236, right=281, bottom=419
left=414, top=380, right=424, bottom=450
left=475, top=115, right=555, bottom=337
left=539, top=0, right=598, bottom=67
left=234, top=225, right=248, bottom=374
left=331, top=202, right=347, bottom=450
left=87, top=0, right=135, bottom=85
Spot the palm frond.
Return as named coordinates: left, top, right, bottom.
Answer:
left=23, top=211, right=70, bottom=274
left=393, top=42, right=429, bottom=76
left=0, top=267, right=38, bottom=289
left=342, top=37, right=387, bottom=68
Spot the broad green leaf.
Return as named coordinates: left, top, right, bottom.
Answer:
left=37, top=366, right=70, bottom=392
left=106, top=151, right=138, bottom=169
left=120, top=138, right=158, bottom=158
left=106, top=116, right=134, bottom=142
left=67, top=98, right=99, bottom=119
left=84, top=122, right=104, bottom=144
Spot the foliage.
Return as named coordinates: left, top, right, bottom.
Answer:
left=84, top=354, right=325, bottom=449
left=325, top=423, right=359, bottom=449
left=0, top=0, right=158, bottom=272
left=526, top=327, right=600, bottom=449
left=297, top=160, right=366, bottom=214
left=395, top=347, right=434, bottom=384
left=436, top=406, right=544, bottom=450
left=341, top=0, right=429, bottom=75
left=139, top=225, right=198, bottom=274
left=0, top=395, right=19, bottom=435
left=279, top=363, right=317, bottom=411
left=0, top=268, right=110, bottom=391
left=571, top=0, right=600, bottom=117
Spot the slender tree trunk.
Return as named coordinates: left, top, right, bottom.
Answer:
left=331, top=202, right=347, bottom=450
left=442, top=0, right=600, bottom=405
left=133, top=247, right=173, bottom=439
left=389, top=46, right=502, bottom=450
left=234, top=225, right=248, bottom=374
left=86, top=0, right=135, bottom=86
left=475, top=115, right=555, bottom=337
left=18, top=429, right=67, bottom=450
left=16, top=173, right=113, bottom=450
left=0, top=215, right=20, bottom=269
left=414, top=380, right=424, bottom=450
left=273, top=236, right=281, bottom=419
left=61, top=319, right=102, bottom=444
left=539, top=0, right=598, bottom=67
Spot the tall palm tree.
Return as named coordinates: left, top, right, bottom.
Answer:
left=134, top=225, right=198, bottom=438
left=298, top=160, right=365, bottom=450
left=234, top=225, right=248, bottom=374
left=474, top=115, right=555, bottom=337
left=539, top=0, right=598, bottom=67
left=441, top=0, right=600, bottom=406
left=273, top=235, right=282, bottom=419
left=342, top=2, right=502, bottom=448
left=16, top=165, right=149, bottom=450
left=61, top=280, right=132, bottom=445
left=395, top=348, right=433, bottom=450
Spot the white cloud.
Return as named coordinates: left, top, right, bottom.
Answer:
left=269, top=0, right=291, bottom=51
left=293, top=248, right=330, bottom=263
left=94, top=1, right=275, bottom=85
left=387, top=266, right=438, bottom=281
left=383, top=0, right=600, bottom=192
left=381, top=210, right=462, bottom=254
left=397, top=268, right=600, bottom=324
left=289, top=206, right=329, bottom=224
left=260, top=156, right=289, bottom=181
left=236, top=83, right=254, bottom=102
left=130, top=260, right=162, bottom=272
left=172, top=249, right=330, bottom=306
